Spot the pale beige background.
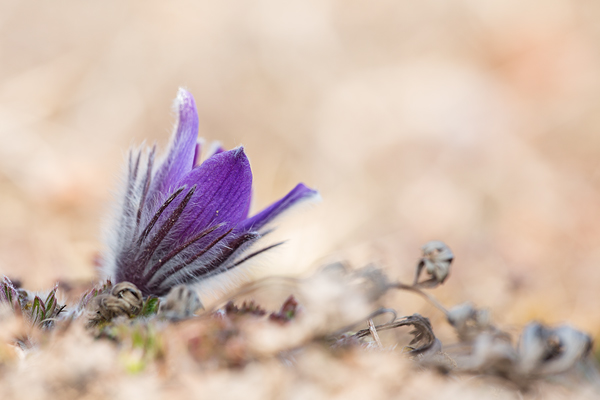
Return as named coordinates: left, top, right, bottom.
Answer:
left=1, top=0, right=600, bottom=337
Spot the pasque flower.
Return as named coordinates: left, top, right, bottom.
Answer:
left=104, top=89, right=317, bottom=297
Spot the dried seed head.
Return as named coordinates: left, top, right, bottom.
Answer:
left=86, top=281, right=143, bottom=325
left=158, top=284, right=203, bottom=320
left=414, top=240, right=453, bottom=288
left=111, top=282, right=144, bottom=316
left=466, top=332, right=517, bottom=375
left=517, top=322, right=592, bottom=376
left=447, top=302, right=493, bottom=342
left=352, top=313, right=439, bottom=356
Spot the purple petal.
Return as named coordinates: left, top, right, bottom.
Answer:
left=192, top=140, right=202, bottom=168
left=172, top=147, right=253, bottom=240
left=146, top=89, right=199, bottom=208
left=238, top=183, right=318, bottom=232
left=242, top=190, right=252, bottom=219
left=150, top=231, right=259, bottom=295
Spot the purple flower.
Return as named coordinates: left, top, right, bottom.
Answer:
left=104, top=89, right=317, bottom=297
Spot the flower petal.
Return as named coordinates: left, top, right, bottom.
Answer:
left=173, top=147, right=253, bottom=240
left=238, top=183, right=318, bottom=232
left=192, top=140, right=203, bottom=168
left=146, top=88, right=199, bottom=208
left=152, top=231, right=261, bottom=295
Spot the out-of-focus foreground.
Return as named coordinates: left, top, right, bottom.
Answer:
left=1, top=1, right=600, bottom=398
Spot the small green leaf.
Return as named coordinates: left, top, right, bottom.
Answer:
left=44, top=283, right=58, bottom=317
left=45, top=295, right=56, bottom=317
left=44, top=284, right=58, bottom=305
left=31, top=296, right=46, bottom=323
left=1, top=278, right=18, bottom=309
left=3, top=284, right=11, bottom=304
left=141, top=297, right=160, bottom=317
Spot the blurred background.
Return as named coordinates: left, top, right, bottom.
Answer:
left=1, top=0, right=600, bottom=338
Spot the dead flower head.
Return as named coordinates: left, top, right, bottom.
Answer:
left=414, top=240, right=453, bottom=288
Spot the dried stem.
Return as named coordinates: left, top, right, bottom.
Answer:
left=368, top=318, right=383, bottom=349
left=389, top=281, right=449, bottom=316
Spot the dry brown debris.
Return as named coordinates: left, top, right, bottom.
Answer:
left=0, top=242, right=598, bottom=399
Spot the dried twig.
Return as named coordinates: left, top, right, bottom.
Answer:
left=368, top=318, right=383, bottom=349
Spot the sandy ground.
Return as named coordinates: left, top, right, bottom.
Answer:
left=1, top=1, right=600, bottom=398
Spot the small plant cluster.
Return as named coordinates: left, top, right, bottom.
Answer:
left=0, top=277, right=63, bottom=329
